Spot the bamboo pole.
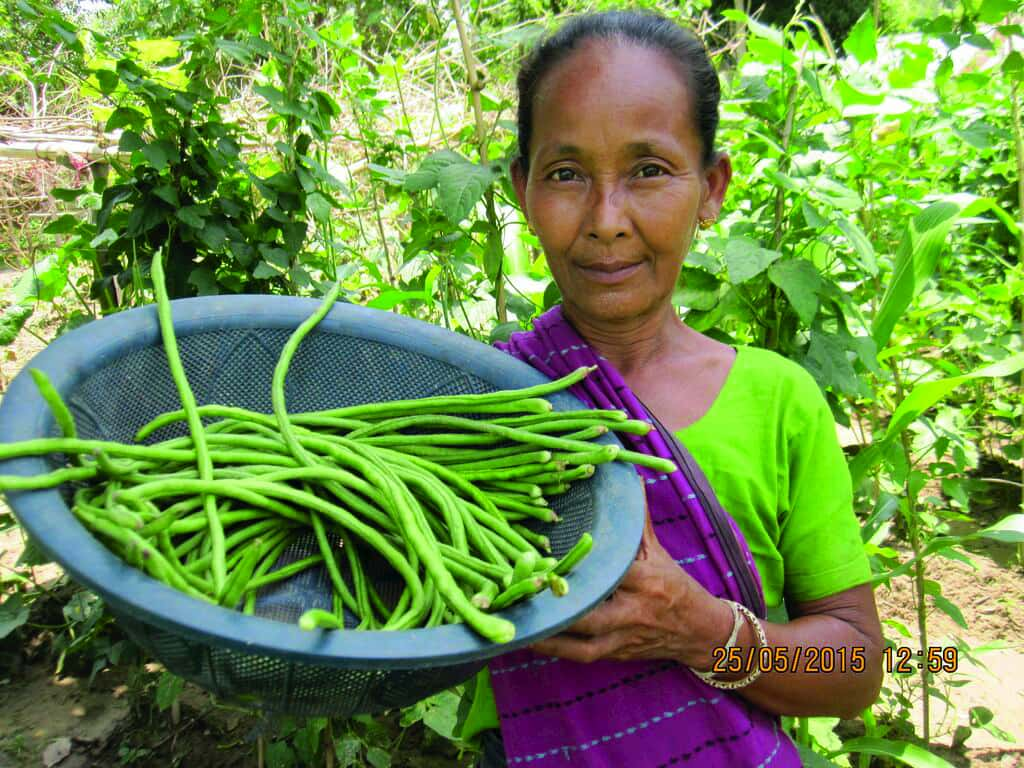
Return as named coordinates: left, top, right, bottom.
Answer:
left=0, top=140, right=121, bottom=162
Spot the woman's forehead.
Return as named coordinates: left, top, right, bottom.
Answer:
left=530, top=40, right=694, bottom=158
left=535, top=38, right=690, bottom=108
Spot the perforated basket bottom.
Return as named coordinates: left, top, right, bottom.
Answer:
left=62, top=327, right=596, bottom=716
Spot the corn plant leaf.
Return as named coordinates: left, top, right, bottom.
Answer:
left=883, top=353, right=1024, bottom=443
left=976, top=514, right=1024, bottom=544
left=872, top=200, right=960, bottom=348
left=836, top=219, right=877, bottom=276
left=830, top=737, right=956, bottom=767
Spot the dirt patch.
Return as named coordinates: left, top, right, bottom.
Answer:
left=873, top=531, right=1024, bottom=758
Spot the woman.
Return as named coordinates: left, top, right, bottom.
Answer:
left=461, top=10, right=884, bottom=767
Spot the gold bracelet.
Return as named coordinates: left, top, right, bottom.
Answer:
left=692, top=600, right=768, bottom=690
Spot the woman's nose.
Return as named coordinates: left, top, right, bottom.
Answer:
left=586, top=181, right=631, bottom=241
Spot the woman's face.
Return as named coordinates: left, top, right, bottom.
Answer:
left=512, top=40, right=730, bottom=327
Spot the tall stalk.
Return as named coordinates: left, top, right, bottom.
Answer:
left=1010, top=76, right=1023, bottom=515
left=448, top=0, right=508, bottom=324
left=888, top=358, right=932, bottom=744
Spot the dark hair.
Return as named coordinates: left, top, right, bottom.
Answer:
left=515, top=11, right=721, bottom=173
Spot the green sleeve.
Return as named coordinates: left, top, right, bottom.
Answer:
left=778, top=365, right=872, bottom=603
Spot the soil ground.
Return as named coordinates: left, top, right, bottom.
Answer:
left=1, top=266, right=1022, bottom=767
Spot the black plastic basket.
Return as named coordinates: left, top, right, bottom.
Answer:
left=0, top=296, right=645, bottom=717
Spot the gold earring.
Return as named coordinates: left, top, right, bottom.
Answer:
left=699, top=217, right=716, bottom=230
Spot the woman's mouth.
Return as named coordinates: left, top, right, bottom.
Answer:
left=577, top=261, right=643, bottom=285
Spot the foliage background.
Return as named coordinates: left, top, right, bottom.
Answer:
left=0, top=0, right=1022, bottom=765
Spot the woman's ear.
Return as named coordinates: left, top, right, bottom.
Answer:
left=511, top=158, right=530, bottom=221
left=699, top=152, right=732, bottom=222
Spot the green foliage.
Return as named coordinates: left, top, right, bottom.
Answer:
left=2, top=0, right=1022, bottom=762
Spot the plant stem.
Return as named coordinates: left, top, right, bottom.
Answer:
left=448, top=0, right=507, bottom=324
left=1009, top=75, right=1024, bottom=516
left=888, top=357, right=931, bottom=744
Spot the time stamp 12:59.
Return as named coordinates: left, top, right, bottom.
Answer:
left=883, top=646, right=959, bottom=674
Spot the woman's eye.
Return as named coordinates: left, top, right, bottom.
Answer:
left=549, top=168, right=578, bottom=182
left=637, top=165, right=666, bottom=178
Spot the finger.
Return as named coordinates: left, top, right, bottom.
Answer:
left=638, top=493, right=655, bottom=559
left=530, top=630, right=630, bottom=664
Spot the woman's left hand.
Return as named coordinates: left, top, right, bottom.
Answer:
left=529, top=513, right=732, bottom=668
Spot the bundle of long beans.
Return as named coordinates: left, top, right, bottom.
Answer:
left=0, top=254, right=675, bottom=644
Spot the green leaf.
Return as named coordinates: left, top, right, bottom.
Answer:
left=422, top=690, right=461, bottom=739
left=883, top=354, right=1024, bottom=443
left=724, top=238, right=780, bottom=284
left=675, top=266, right=721, bottom=311
left=811, top=178, right=863, bottom=211
left=872, top=200, right=963, bottom=348
left=366, top=746, right=391, bottom=768
left=108, top=108, right=146, bottom=133
left=0, top=594, right=30, bottom=640
left=969, top=706, right=1016, bottom=742
left=216, top=38, right=255, bottom=63
left=94, top=69, right=119, bottom=95
left=44, top=214, right=81, bottom=234
left=253, top=261, right=283, bottom=279
left=768, top=260, right=821, bottom=325
left=831, top=737, right=956, bottom=767
left=437, top=161, right=495, bottom=223
left=50, top=187, right=86, bottom=202
left=0, top=304, right=34, bottom=346
left=140, top=140, right=177, bottom=172
left=484, top=228, right=503, bottom=281
left=90, top=228, right=118, bottom=248
left=16, top=535, right=50, bottom=567
left=188, top=267, right=218, bottom=296
left=803, top=331, right=859, bottom=394
left=976, top=514, right=1024, bottom=544
left=796, top=744, right=844, bottom=768
left=265, top=741, right=296, bottom=768
left=843, top=12, right=877, bottom=63
left=368, top=164, right=407, bottom=187
left=835, top=219, right=877, bottom=276
left=293, top=719, right=327, bottom=766
left=198, top=224, right=228, bottom=251
left=404, top=150, right=465, bottom=192
left=334, top=736, right=362, bottom=768
left=978, top=0, right=1017, bottom=23
left=129, top=38, right=180, bottom=63
left=931, top=593, right=968, bottom=629
left=175, top=206, right=205, bottom=229
left=367, top=289, right=427, bottom=310
left=306, top=192, right=333, bottom=223
left=152, top=184, right=180, bottom=207
left=489, top=321, right=520, bottom=344
left=117, top=130, right=145, bottom=153
left=154, top=672, right=184, bottom=711
left=261, top=247, right=291, bottom=269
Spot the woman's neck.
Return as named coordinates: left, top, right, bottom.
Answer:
left=561, top=302, right=687, bottom=377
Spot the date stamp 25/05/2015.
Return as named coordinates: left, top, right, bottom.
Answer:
left=708, top=646, right=960, bottom=675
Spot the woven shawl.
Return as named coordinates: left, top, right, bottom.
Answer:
left=489, top=305, right=800, bottom=767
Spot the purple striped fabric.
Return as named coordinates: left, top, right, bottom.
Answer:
left=490, top=305, right=800, bottom=767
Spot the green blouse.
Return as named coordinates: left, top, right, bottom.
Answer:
left=460, top=345, right=872, bottom=738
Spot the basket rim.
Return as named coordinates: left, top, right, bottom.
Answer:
left=0, top=295, right=646, bottom=669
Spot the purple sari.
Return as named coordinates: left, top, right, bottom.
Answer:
left=488, top=305, right=800, bottom=767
